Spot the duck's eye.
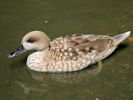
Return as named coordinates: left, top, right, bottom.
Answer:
left=27, top=38, right=35, bottom=43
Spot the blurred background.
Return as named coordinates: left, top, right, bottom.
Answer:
left=0, top=0, right=133, bottom=100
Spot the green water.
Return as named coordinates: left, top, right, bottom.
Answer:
left=0, top=0, right=133, bottom=100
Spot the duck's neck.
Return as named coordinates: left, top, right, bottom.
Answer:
left=26, top=48, right=49, bottom=72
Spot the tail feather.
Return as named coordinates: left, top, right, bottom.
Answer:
left=114, top=31, right=131, bottom=45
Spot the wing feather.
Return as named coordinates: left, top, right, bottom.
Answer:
left=49, top=34, right=113, bottom=61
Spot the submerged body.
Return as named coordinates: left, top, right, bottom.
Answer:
left=8, top=31, right=131, bottom=72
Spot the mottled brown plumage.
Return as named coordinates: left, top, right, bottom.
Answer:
left=8, top=31, right=131, bottom=72
left=49, top=34, right=113, bottom=61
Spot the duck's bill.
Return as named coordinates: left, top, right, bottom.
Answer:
left=8, top=45, right=27, bottom=58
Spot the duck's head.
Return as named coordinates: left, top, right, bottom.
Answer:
left=8, top=31, right=50, bottom=58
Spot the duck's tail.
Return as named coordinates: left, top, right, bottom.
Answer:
left=114, top=31, right=131, bottom=45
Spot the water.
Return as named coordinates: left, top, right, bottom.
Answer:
left=0, top=0, right=133, bottom=100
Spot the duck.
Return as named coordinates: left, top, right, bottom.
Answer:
left=8, top=31, right=131, bottom=72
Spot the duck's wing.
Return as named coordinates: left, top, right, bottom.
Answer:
left=64, top=34, right=113, bottom=52
left=50, top=34, right=113, bottom=62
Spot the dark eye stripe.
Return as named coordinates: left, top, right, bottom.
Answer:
left=27, top=38, right=35, bottom=43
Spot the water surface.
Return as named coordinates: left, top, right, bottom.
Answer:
left=0, top=0, right=133, bottom=100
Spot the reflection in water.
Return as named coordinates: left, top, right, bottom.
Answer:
left=14, top=63, right=103, bottom=97
left=28, top=63, right=103, bottom=84
left=14, top=81, right=46, bottom=96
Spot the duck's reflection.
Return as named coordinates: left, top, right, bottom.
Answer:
left=28, top=64, right=103, bottom=83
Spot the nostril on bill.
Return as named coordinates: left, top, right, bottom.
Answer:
left=7, top=51, right=16, bottom=58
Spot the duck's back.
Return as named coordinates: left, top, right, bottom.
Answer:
left=45, top=34, right=116, bottom=72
